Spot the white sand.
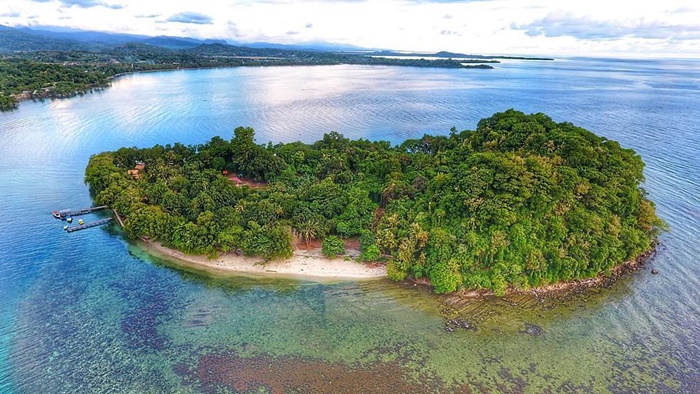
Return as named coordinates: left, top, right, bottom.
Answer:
left=142, top=241, right=387, bottom=282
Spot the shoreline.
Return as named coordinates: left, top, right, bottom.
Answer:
left=140, top=240, right=387, bottom=282
left=136, top=226, right=658, bottom=294
left=141, top=236, right=657, bottom=296
left=6, top=60, right=493, bottom=110
left=441, top=244, right=659, bottom=300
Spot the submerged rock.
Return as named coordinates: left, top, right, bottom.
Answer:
left=444, top=318, right=477, bottom=333
left=521, top=323, right=544, bottom=336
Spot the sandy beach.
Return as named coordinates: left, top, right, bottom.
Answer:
left=142, top=241, right=387, bottom=282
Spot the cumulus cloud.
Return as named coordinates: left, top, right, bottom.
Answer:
left=166, top=11, right=213, bottom=25
left=513, top=12, right=700, bottom=41
left=305, top=23, right=313, bottom=28
left=135, top=14, right=160, bottom=19
left=0, top=11, right=21, bottom=18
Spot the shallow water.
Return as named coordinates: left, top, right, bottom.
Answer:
left=0, top=58, right=698, bottom=393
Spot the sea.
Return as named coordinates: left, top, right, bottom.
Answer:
left=0, top=57, right=698, bottom=393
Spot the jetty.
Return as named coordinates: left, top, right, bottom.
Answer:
left=52, top=205, right=107, bottom=220
left=113, top=209, right=125, bottom=228
left=65, top=218, right=113, bottom=233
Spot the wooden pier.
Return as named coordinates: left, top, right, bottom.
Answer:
left=65, top=218, right=113, bottom=233
left=113, top=209, right=125, bottom=228
left=53, top=205, right=108, bottom=220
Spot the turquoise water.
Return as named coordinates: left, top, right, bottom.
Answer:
left=0, top=58, right=699, bottom=392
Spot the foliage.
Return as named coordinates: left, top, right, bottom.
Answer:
left=321, top=236, right=346, bottom=258
left=360, top=245, right=381, bottom=262
left=85, top=110, right=664, bottom=294
left=0, top=58, right=111, bottom=109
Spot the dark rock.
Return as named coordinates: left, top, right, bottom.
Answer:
left=651, top=268, right=659, bottom=275
left=521, top=323, right=543, bottom=336
left=444, top=318, right=477, bottom=332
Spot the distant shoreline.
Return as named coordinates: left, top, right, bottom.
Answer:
left=7, top=60, right=491, bottom=110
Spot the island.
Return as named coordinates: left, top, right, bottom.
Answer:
left=85, top=110, right=665, bottom=294
left=369, top=50, right=554, bottom=61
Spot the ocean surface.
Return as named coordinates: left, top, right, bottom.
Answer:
left=0, top=58, right=698, bottom=393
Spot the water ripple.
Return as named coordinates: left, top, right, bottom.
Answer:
left=1, top=59, right=699, bottom=392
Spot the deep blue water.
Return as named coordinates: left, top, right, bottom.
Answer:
left=0, top=58, right=699, bottom=392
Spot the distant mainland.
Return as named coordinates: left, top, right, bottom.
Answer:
left=85, top=110, right=664, bottom=295
left=0, top=24, right=555, bottom=111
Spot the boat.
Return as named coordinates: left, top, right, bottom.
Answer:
left=66, top=216, right=73, bottom=223
left=51, top=206, right=107, bottom=220
left=52, top=209, right=70, bottom=219
left=63, top=225, right=68, bottom=231
left=78, top=219, right=84, bottom=225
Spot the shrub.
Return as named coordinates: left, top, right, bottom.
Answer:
left=322, top=236, right=345, bottom=258
left=360, top=244, right=381, bottom=262
left=386, top=260, right=407, bottom=281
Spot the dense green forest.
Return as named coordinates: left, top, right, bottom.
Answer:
left=85, top=110, right=664, bottom=294
left=0, top=58, right=112, bottom=110
left=0, top=43, right=493, bottom=111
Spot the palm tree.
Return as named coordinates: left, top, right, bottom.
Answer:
left=295, top=218, right=321, bottom=247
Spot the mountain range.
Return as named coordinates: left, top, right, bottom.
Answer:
left=0, top=25, right=553, bottom=62
left=0, top=24, right=368, bottom=53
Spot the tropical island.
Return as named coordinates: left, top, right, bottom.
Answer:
left=85, top=110, right=664, bottom=294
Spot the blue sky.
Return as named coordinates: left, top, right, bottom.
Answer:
left=2, top=0, right=699, bottom=57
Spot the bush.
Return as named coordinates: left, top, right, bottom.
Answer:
left=428, top=260, right=462, bottom=294
left=321, top=236, right=345, bottom=258
left=360, top=244, right=381, bottom=262
left=359, top=230, right=376, bottom=251
left=386, top=260, right=407, bottom=281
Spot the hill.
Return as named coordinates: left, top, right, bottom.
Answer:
left=0, top=25, right=86, bottom=52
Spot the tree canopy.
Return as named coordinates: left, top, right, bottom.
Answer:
left=85, top=110, right=665, bottom=294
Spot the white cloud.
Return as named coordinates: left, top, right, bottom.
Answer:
left=1, top=11, right=21, bottom=18
left=166, top=11, right=213, bottom=25
left=2, top=0, right=699, bottom=57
